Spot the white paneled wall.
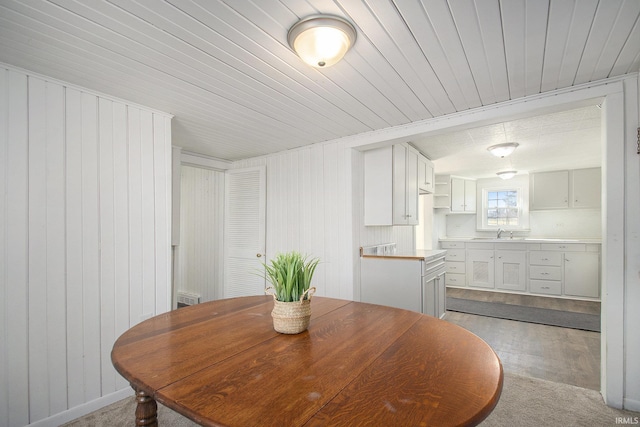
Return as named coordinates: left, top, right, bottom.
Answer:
left=176, top=166, right=224, bottom=302
left=235, top=144, right=417, bottom=300
left=235, top=142, right=355, bottom=299
left=0, top=67, right=172, bottom=426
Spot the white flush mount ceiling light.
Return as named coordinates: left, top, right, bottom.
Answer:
left=497, top=170, right=517, bottom=180
left=288, top=15, right=357, bottom=68
left=487, top=142, right=519, bottom=158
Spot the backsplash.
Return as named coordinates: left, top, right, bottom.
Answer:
left=443, top=209, right=601, bottom=239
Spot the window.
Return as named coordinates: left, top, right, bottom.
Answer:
left=476, top=176, right=530, bottom=231
left=487, top=190, right=519, bottom=226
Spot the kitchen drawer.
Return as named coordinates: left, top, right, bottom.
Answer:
left=529, top=251, right=562, bottom=266
left=445, top=273, right=466, bottom=287
left=530, top=265, right=562, bottom=281
left=445, top=249, right=465, bottom=262
left=540, top=243, right=586, bottom=252
left=441, top=241, right=465, bottom=249
left=530, top=280, right=562, bottom=296
left=445, top=261, right=465, bottom=275
left=423, top=259, right=446, bottom=277
left=466, top=242, right=494, bottom=250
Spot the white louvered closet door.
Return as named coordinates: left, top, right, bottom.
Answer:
left=223, top=166, right=266, bottom=298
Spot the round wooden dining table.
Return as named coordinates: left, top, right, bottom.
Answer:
left=112, top=295, right=503, bottom=426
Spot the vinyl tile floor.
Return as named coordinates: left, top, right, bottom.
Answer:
left=443, top=288, right=601, bottom=391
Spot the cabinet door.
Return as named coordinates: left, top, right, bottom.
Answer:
left=531, top=171, right=569, bottom=209
left=392, top=144, right=408, bottom=224
left=466, top=250, right=495, bottom=288
left=564, top=252, right=600, bottom=298
left=436, top=272, right=446, bottom=319
left=418, top=154, right=434, bottom=193
left=464, top=179, right=476, bottom=212
left=495, top=250, right=526, bottom=291
left=571, top=168, right=601, bottom=208
left=422, top=276, right=437, bottom=317
left=405, top=148, right=419, bottom=225
left=451, top=178, right=465, bottom=212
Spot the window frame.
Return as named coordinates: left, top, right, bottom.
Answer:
left=476, top=176, right=530, bottom=231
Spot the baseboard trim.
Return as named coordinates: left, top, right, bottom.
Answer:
left=623, top=397, right=640, bottom=412
left=27, top=388, right=132, bottom=427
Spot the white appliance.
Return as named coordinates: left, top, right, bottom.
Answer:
left=360, top=244, right=447, bottom=317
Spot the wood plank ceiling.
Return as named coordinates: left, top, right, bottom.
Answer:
left=0, top=0, right=638, bottom=161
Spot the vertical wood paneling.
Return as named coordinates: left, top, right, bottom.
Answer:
left=28, top=76, right=50, bottom=421
left=128, top=107, right=143, bottom=324
left=154, top=115, right=172, bottom=313
left=65, top=87, right=85, bottom=409
left=112, top=101, right=130, bottom=391
left=1, top=66, right=172, bottom=425
left=0, top=69, right=6, bottom=425
left=81, top=92, right=102, bottom=403
left=45, top=81, right=68, bottom=416
left=3, top=69, right=30, bottom=426
left=177, top=165, right=225, bottom=302
left=140, top=110, right=156, bottom=318
left=98, top=97, right=117, bottom=395
left=234, top=142, right=356, bottom=300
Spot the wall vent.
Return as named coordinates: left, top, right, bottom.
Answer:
left=177, top=291, right=201, bottom=307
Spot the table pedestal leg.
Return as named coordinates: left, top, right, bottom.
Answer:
left=133, top=386, right=158, bottom=427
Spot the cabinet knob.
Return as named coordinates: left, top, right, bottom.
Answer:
left=256, top=253, right=263, bottom=258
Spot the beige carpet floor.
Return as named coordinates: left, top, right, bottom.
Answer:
left=64, top=372, right=638, bottom=426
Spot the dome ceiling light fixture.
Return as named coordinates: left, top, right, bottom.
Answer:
left=287, top=15, right=357, bottom=68
left=497, top=170, right=518, bottom=180
left=487, top=142, right=519, bottom=158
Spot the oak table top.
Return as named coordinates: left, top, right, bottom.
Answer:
left=111, top=296, right=503, bottom=427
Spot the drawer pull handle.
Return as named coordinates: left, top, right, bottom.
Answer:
left=542, top=286, right=550, bottom=289
left=541, top=272, right=549, bottom=275
left=542, top=258, right=548, bottom=261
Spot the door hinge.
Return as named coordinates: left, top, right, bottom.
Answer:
left=637, top=127, right=640, bottom=154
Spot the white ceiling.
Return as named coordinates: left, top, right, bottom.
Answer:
left=0, top=0, right=638, bottom=163
left=412, top=104, right=602, bottom=179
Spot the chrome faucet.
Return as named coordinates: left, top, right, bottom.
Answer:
left=497, top=228, right=504, bottom=239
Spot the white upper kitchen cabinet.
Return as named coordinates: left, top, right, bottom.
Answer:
left=393, top=144, right=419, bottom=225
left=571, top=168, right=601, bottom=208
left=530, top=170, right=569, bottom=209
left=451, top=177, right=476, bottom=213
left=363, top=143, right=418, bottom=226
left=417, top=153, right=434, bottom=194
left=531, top=169, right=601, bottom=210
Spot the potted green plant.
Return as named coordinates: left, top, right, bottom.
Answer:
left=264, top=251, right=320, bottom=334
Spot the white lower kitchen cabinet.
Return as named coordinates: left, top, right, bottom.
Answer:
left=530, top=243, right=601, bottom=299
left=564, top=252, right=600, bottom=298
left=360, top=248, right=447, bottom=317
left=466, top=249, right=494, bottom=288
left=495, top=250, right=526, bottom=291
left=423, top=271, right=446, bottom=319
left=441, top=241, right=466, bottom=287
left=439, top=239, right=601, bottom=300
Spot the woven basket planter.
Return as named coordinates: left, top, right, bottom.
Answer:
left=266, top=287, right=315, bottom=334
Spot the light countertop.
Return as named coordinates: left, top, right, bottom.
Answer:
left=439, top=237, right=601, bottom=244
